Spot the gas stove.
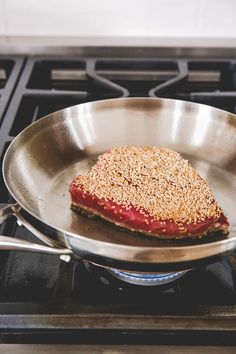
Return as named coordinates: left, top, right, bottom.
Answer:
left=1, top=55, right=236, bottom=345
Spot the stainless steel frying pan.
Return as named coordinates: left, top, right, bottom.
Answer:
left=1, top=97, right=236, bottom=271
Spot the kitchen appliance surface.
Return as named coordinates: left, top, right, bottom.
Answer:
left=1, top=55, right=236, bottom=346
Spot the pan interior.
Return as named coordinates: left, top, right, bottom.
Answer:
left=39, top=154, right=236, bottom=248
left=3, top=98, right=236, bottom=251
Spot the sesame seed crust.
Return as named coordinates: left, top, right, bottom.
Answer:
left=73, top=146, right=223, bottom=227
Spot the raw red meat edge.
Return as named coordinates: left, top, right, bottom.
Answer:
left=69, top=181, right=229, bottom=239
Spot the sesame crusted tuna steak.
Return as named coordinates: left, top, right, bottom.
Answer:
left=69, top=146, right=229, bottom=239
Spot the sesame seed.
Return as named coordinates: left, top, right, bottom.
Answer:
left=74, top=146, right=222, bottom=225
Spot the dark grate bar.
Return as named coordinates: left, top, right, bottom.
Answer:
left=0, top=57, right=24, bottom=126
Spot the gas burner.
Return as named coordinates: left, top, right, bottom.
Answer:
left=108, top=269, right=189, bottom=286
left=85, top=261, right=190, bottom=287
left=84, top=261, right=192, bottom=287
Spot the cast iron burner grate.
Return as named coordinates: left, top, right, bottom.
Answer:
left=1, top=57, right=236, bottom=158
left=1, top=56, right=236, bottom=343
left=0, top=57, right=24, bottom=126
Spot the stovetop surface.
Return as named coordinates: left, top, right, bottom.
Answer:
left=1, top=56, right=236, bottom=344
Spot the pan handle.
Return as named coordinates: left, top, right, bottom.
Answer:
left=0, top=203, right=72, bottom=256
left=0, top=235, right=72, bottom=255
left=1, top=203, right=64, bottom=247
